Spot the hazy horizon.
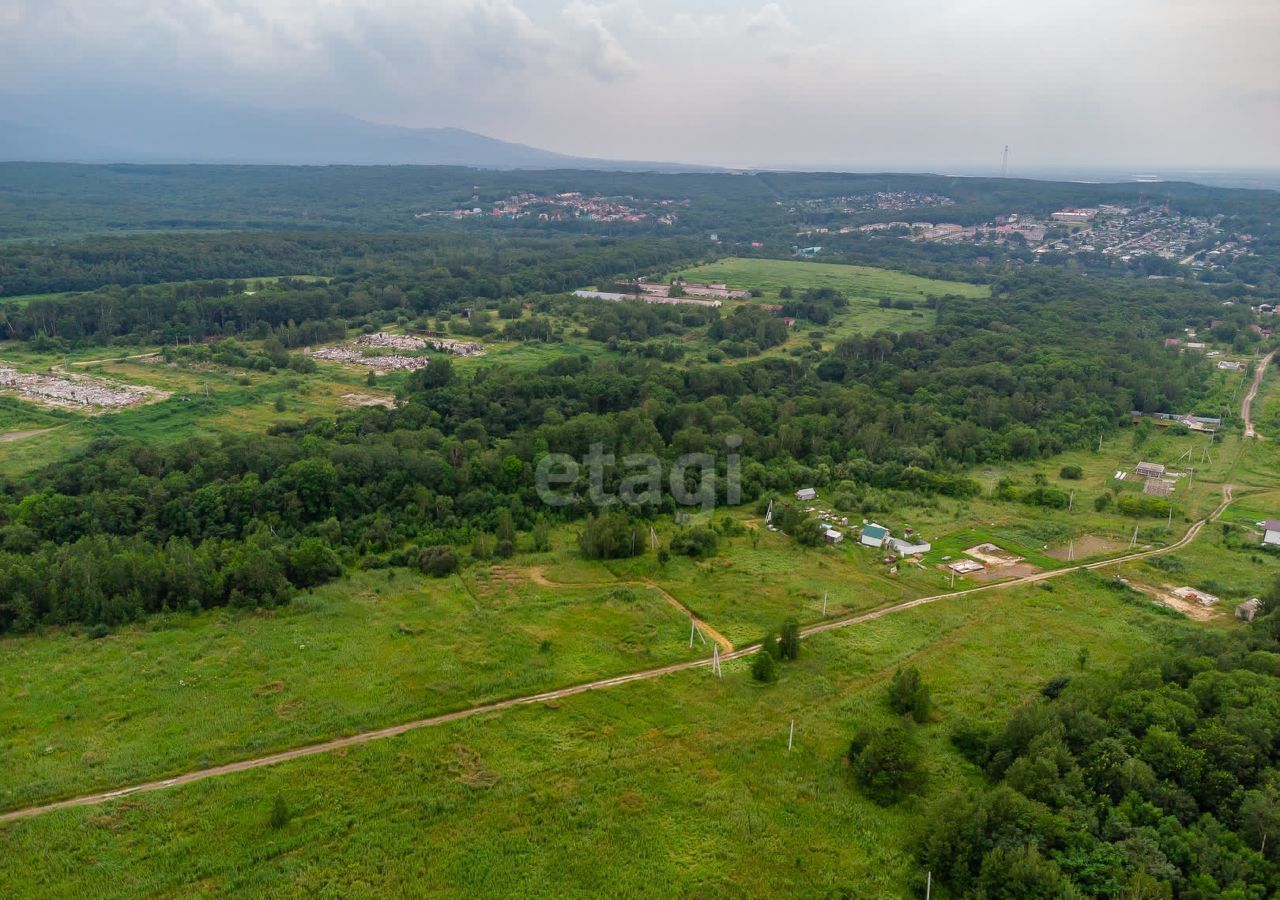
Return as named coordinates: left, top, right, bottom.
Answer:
left=3, top=0, right=1278, bottom=173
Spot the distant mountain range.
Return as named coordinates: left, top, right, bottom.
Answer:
left=0, top=88, right=710, bottom=172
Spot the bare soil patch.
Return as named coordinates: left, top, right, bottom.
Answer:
left=971, top=561, right=1041, bottom=582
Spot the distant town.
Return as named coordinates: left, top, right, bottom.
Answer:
left=419, top=192, right=685, bottom=224
left=799, top=203, right=1253, bottom=270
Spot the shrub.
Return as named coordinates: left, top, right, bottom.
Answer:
left=851, top=726, right=925, bottom=805
left=417, top=546, right=459, bottom=577
left=670, top=526, right=718, bottom=558
left=751, top=650, right=777, bottom=683
left=269, top=795, right=291, bottom=829
left=1059, top=465, right=1084, bottom=480
left=579, top=512, right=645, bottom=560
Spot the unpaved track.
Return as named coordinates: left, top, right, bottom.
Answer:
left=513, top=566, right=732, bottom=651
left=1243, top=351, right=1274, bottom=438
left=0, top=489, right=1235, bottom=825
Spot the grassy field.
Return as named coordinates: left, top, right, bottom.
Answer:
left=4, top=455, right=1265, bottom=820
left=0, top=567, right=703, bottom=811
left=674, top=257, right=990, bottom=303
left=0, top=574, right=1185, bottom=897
left=666, top=257, right=991, bottom=349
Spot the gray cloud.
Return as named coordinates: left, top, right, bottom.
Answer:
left=1, top=0, right=1277, bottom=169
left=562, top=1, right=639, bottom=80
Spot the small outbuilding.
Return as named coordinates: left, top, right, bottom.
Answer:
left=795, top=488, right=817, bottom=501
left=860, top=523, right=889, bottom=548
left=888, top=537, right=932, bottom=556
left=824, top=528, right=844, bottom=544
left=1136, top=461, right=1165, bottom=478
left=1263, top=521, right=1280, bottom=546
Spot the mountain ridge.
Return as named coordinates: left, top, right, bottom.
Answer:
left=0, top=88, right=714, bottom=173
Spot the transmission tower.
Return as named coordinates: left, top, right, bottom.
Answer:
left=1000, top=145, right=1009, bottom=178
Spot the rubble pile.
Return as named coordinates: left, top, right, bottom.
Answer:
left=355, top=333, right=428, bottom=351
left=307, top=346, right=429, bottom=372
left=0, top=365, right=154, bottom=409
left=422, top=337, right=485, bottom=357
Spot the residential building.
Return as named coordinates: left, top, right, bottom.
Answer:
left=860, top=523, right=889, bottom=548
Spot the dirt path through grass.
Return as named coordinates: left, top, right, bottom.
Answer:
left=0, top=487, right=1235, bottom=825
left=1243, top=351, right=1274, bottom=438
left=516, top=566, right=733, bottom=652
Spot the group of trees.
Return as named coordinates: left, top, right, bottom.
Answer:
left=918, top=604, right=1280, bottom=897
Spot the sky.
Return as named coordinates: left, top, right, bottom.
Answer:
left=2, top=0, right=1278, bottom=171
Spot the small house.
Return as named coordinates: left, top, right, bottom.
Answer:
left=1135, top=461, right=1165, bottom=478
left=824, top=528, right=844, bottom=544
left=795, top=488, right=817, bottom=501
left=1262, top=520, right=1280, bottom=546
left=860, top=523, right=889, bottom=548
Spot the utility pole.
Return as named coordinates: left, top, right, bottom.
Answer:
left=788, top=720, right=795, bottom=753
left=822, top=591, right=828, bottom=616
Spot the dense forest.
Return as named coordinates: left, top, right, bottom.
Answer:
left=915, top=586, right=1280, bottom=898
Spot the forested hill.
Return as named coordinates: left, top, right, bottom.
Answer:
left=3, top=162, right=1276, bottom=241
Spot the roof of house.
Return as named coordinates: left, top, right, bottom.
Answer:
left=861, top=524, right=888, bottom=540
left=1263, top=520, right=1280, bottom=531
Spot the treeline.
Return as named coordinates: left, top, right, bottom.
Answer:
left=0, top=233, right=704, bottom=339
left=919, top=585, right=1280, bottom=897
left=0, top=230, right=701, bottom=300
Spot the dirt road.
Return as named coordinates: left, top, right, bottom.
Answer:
left=514, top=566, right=732, bottom=652
left=1243, top=351, right=1274, bottom=438
left=0, top=488, right=1235, bottom=825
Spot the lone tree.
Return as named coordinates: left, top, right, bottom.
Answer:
left=751, top=649, right=777, bottom=683
left=779, top=618, right=801, bottom=661
left=850, top=726, right=925, bottom=805
left=888, top=666, right=932, bottom=723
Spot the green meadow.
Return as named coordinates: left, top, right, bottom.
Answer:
left=0, top=575, right=1183, bottom=897
left=674, top=257, right=990, bottom=303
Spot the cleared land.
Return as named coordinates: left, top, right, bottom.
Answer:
left=674, top=257, right=990, bottom=303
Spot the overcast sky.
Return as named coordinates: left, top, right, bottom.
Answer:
left=3, top=0, right=1278, bottom=170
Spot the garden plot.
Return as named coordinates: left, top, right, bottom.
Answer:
left=0, top=363, right=168, bottom=412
